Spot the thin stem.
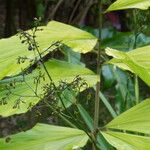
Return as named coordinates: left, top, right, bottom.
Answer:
left=23, top=75, right=38, bottom=96
left=93, top=0, right=102, bottom=149
left=68, top=0, right=82, bottom=23
left=133, top=9, right=140, bottom=104
left=44, top=100, right=96, bottom=146
left=50, top=0, right=64, bottom=20
left=40, top=41, right=61, bottom=56
left=135, top=75, right=139, bottom=104
left=10, top=93, right=37, bottom=98
left=133, top=10, right=138, bottom=49
left=35, top=44, right=80, bottom=121
left=44, top=100, right=77, bottom=128
left=32, top=30, right=70, bottom=110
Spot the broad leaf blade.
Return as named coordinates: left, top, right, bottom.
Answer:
left=39, top=21, right=97, bottom=53
left=101, top=131, right=150, bottom=150
left=105, top=98, right=150, bottom=134
left=106, top=46, right=150, bottom=86
left=102, top=98, right=150, bottom=150
left=106, top=0, right=150, bottom=12
left=77, top=104, right=94, bottom=131
left=0, top=21, right=97, bottom=79
left=0, top=59, right=98, bottom=117
left=0, top=123, right=88, bottom=150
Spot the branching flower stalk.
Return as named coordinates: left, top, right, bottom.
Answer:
left=19, top=24, right=73, bottom=114
left=17, top=21, right=96, bottom=144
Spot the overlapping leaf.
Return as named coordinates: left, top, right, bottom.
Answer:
left=101, top=131, right=150, bottom=150
left=0, top=59, right=98, bottom=117
left=0, top=123, right=88, bottom=150
left=106, top=45, right=150, bottom=86
left=77, top=104, right=115, bottom=150
left=38, top=21, right=97, bottom=53
left=0, top=21, right=97, bottom=79
left=101, top=98, right=150, bottom=149
left=106, top=0, right=150, bottom=12
left=105, top=98, right=150, bottom=134
left=102, top=32, right=150, bottom=51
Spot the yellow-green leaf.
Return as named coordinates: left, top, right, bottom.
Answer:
left=102, top=98, right=150, bottom=150
left=0, top=59, right=98, bottom=117
left=0, top=123, right=88, bottom=150
left=106, top=46, right=150, bottom=86
left=106, top=0, right=150, bottom=12
left=101, top=131, right=150, bottom=150
left=0, top=21, right=97, bottom=79
left=106, top=98, right=150, bottom=134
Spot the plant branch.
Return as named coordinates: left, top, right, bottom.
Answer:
left=93, top=0, right=102, bottom=149
left=31, top=27, right=89, bottom=134
left=51, top=0, right=64, bottom=20
left=68, top=0, right=82, bottom=23
left=133, top=9, right=139, bottom=104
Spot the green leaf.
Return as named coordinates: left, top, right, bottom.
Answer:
left=102, top=32, right=150, bottom=51
left=77, top=104, right=115, bottom=150
left=106, top=0, right=150, bottom=12
left=0, top=123, right=88, bottom=150
left=102, top=65, right=115, bottom=88
left=112, top=67, right=135, bottom=114
left=0, top=59, right=98, bottom=117
left=58, top=89, right=77, bottom=108
left=106, top=46, right=150, bottom=86
left=77, top=104, right=94, bottom=131
left=101, top=131, right=150, bottom=150
left=82, top=27, right=150, bottom=51
left=40, top=21, right=97, bottom=53
left=106, top=98, right=150, bottom=134
left=99, top=91, right=117, bottom=118
left=61, top=45, right=84, bottom=66
left=0, top=21, right=97, bottom=79
left=101, top=99, right=150, bottom=149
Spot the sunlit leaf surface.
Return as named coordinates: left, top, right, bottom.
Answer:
left=0, top=59, right=98, bottom=117
left=102, top=99, right=150, bottom=150
left=0, top=123, right=88, bottom=150
left=0, top=21, right=97, bottom=79
left=106, top=46, right=150, bottom=86
left=106, top=0, right=150, bottom=12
